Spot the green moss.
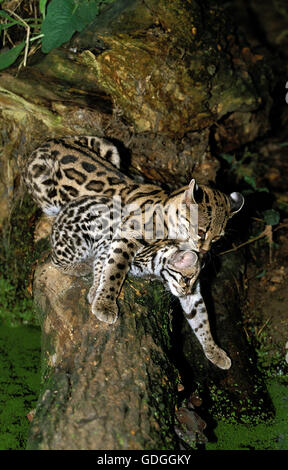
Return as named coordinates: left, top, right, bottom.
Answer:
left=0, top=193, right=49, bottom=327
left=0, top=277, right=35, bottom=327
left=206, top=378, right=273, bottom=426
left=206, top=377, right=288, bottom=450
left=0, top=194, right=44, bottom=448
left=0, top=325, right=41, bottom=450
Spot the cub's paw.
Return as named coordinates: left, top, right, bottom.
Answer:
left=91, top=299, right=118, bottom=324
left=205, top=346, right=231, bottom=370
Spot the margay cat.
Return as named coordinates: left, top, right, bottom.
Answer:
left=51, top=195, right=230, bottom=369
left=24, top=135, right=244, bottom=369
left=24, top=135, right=244, bottom=252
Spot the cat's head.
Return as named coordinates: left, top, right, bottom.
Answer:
left=161, top=248, right=201, bottom=297
left=184, top=179, right=244, bottom=253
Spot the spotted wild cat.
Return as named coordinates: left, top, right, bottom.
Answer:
left=51, top=195, right=231, bottom=369
left=24, top=135, right=244, bottom=369
left=24, top=135, right=244, bottom=253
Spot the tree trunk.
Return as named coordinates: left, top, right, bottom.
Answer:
left=27, top=261, right=179, bottom=450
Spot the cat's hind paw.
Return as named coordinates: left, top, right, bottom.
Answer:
left=205, top=346, right=231, bottom=370
left=91, top=299, right=118, bottom=324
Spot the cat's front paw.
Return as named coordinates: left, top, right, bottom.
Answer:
left=205, top=346, right=231, bottom=370
left=91, top=299, right=118, bottom=324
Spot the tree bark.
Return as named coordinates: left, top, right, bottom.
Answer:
left=27, top=262, right=179, bottom=450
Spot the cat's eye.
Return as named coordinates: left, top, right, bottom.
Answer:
left=183, top=276, right=190, bottom=284
left=212, top=236, right=220, bottom=243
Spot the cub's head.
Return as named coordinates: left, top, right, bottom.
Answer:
left=161, top=248, right=201, bottom=297
left=185, top=179, right=244, bottom=253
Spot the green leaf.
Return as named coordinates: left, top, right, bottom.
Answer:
left=0, top=11, right=29, bottom=31
left=41, top=0, right=75, bottom=53
left=243, top=174, right=257, bottom=189
left=278, top=201, right=288, bottom=214
left=257, top=187, right=269, bottom=193
left=73, top=1, right=99, bottom=31
left=263, top=209, right=280, bottom=226
left=255, top=270, right=266, bottom=279
left=41, top=0, right=100, bottom=53
left=220, top=153, right=234, bottom=165
left=0, top=10, right=16, bottom=20
left=0, top=21, right=18, bottom=32
left=0, top=41, right=26, bottom=70
left=39, top=0, right=48, bottom=19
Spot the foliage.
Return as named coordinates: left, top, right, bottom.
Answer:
left=218, top=146, right=284, bottom=267
left=0, top=196, right=44, bottom=449
left=206, top=378, right=288, bottom=450
left=41, top=0, right=100, bottom=53
left=263, top=209, right=280, bottom=226
left=0, top=37, right=26, bottom=70
left=0, top=277, right=35, bottom=326
left=0, top=194, right=49, bottom=327
left=0, top=0, right=115, bottom=70
left=219, top=148, right=270, bottom=194
left=219, top=147, right=281, bottom=225
left=0, top=325, right=41, bottom=450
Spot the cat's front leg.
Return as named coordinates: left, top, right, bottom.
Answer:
left=91, top=238, right=140, bottom=324
left=179, top=281, right=231, bottom=370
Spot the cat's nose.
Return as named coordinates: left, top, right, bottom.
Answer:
left=200, top=248, right=207, bottom=254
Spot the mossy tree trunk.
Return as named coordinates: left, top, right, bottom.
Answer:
left=27, top=262, right=179, bottom=450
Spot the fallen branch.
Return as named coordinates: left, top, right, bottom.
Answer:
left=220, top=225, right=273, bottom=262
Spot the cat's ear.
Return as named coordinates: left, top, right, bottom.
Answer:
left=169, top=250, right=198, bottom=274
left=185, top=179, right=204, bottom=206
left=229, top=192, right=244, bottom=215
